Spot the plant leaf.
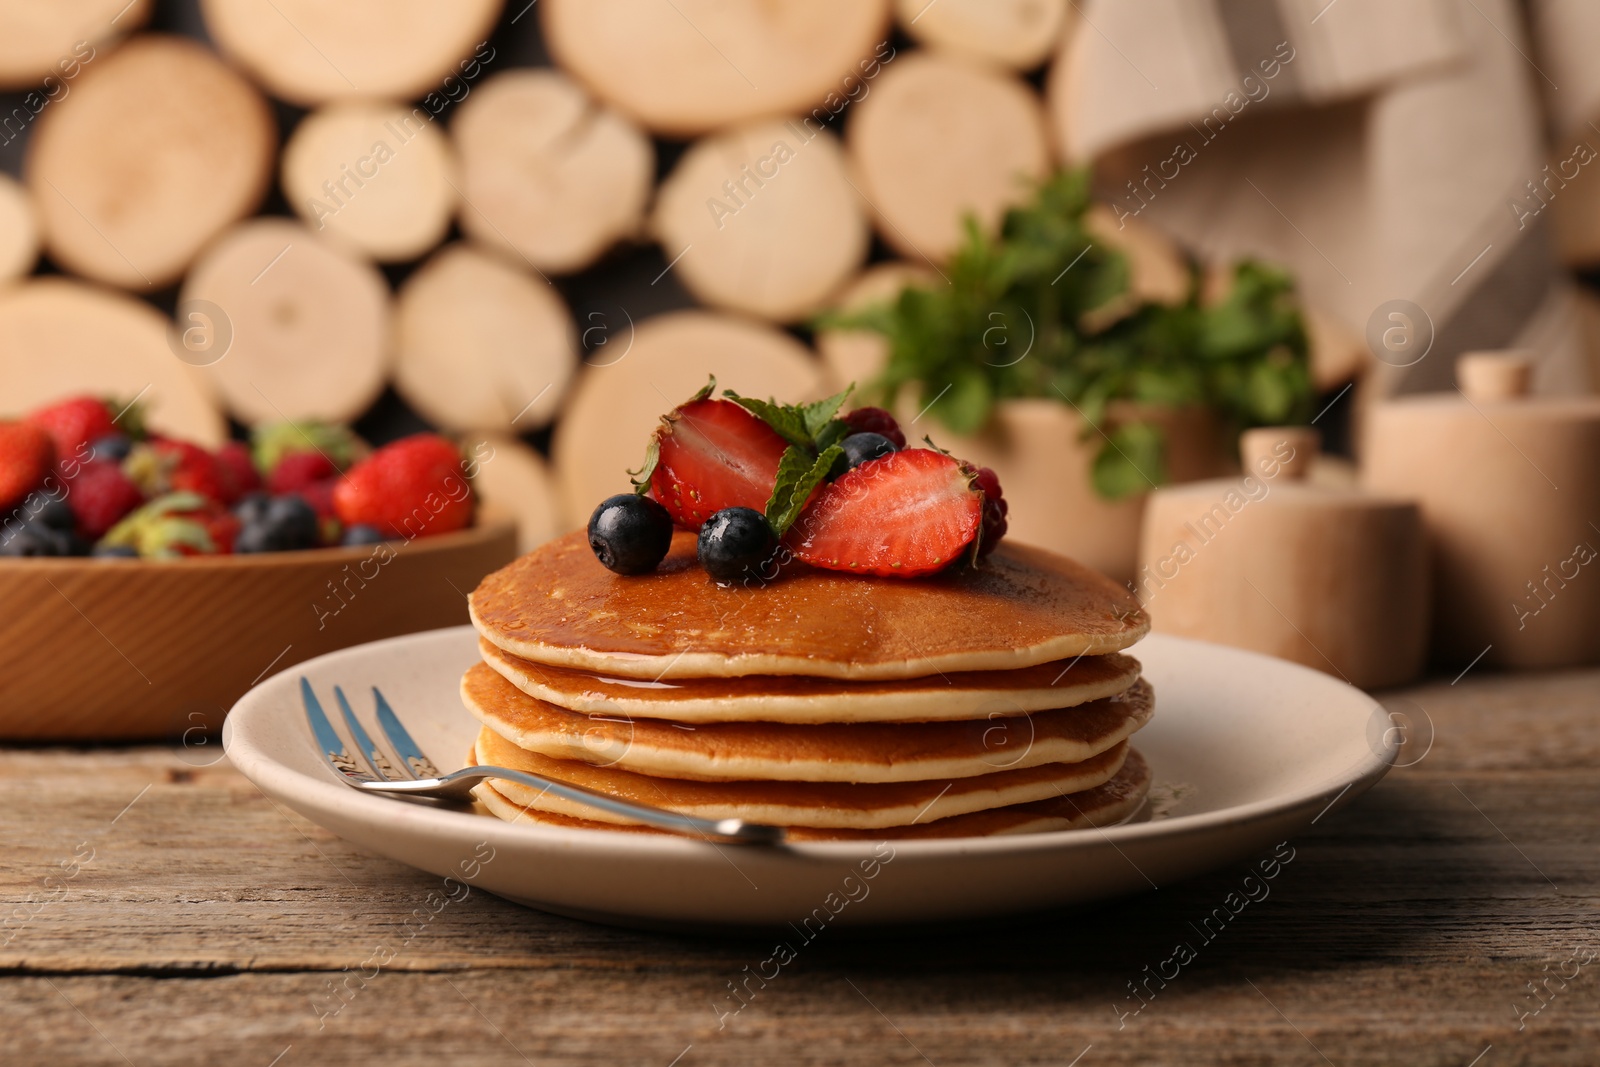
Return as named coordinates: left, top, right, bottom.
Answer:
left=763, top=444, right=844, bottom=537
left=800, top=384, right=854, bottom=438
left=1091, top=422, right=1167, bottom=500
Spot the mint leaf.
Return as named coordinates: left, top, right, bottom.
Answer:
left=722, top=390, right=812, bottom=448
left=764, top=444, right=843, bottom=537
left=814, top=418, right=850, bottom=451
left=800, top=384, right=853, bottom=438
left=725, top=384, right=855, bottom=451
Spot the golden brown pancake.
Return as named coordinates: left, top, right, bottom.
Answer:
left=463, top=659, right=1154, bottom=783
left=473, top=724, right=1129, bottom=829
left=479, top=636, right=1142, bottom=723
left=471, top=748, right=1152, bottom=839
left=469, top=530, right=1150, bottom=680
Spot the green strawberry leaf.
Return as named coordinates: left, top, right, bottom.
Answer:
left=627, top=376, right=720, bottom=494
left=764, top=444, right=844, bottom=537
left=627, top=436, right=659, bottom=496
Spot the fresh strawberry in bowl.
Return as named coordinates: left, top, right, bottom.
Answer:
left=0, top=421, right=55, bottom=514
left=334, top=433, right=474, bottom=540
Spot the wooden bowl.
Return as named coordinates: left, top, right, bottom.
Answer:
left=0, top=519, right=518, bottom=741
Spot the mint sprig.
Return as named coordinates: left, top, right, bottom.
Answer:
left=763, top=444, right=844, bottom=537
left=820, top=168, right=1313, bottom=500
left=724, top=383, right=854, bottom=451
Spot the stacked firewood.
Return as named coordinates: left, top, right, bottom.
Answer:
left=0, top=0, right=1360, bottom=545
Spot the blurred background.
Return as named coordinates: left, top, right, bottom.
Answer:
left=3, top=0, right=1600, bottom=734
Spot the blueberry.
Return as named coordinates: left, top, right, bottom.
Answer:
left=232, top=491, right=272, bottom=526
left=341, top=524, right=386, bottom=546
left=697, top=507, right=777, bottom=584
left=34, top=496, right=76, bottom=532
left=236, top=495, right=319, bottom=553
left=0, top=524, right=65, bottom=557
left=51, top=529, right=91, bottom=557
left=838, top=432, right=898, bottom=472
left=90, top=434, right=133, bottom=462
left=588, top=494, right=673, bottom=575
left=91, top=543, right=140, bottom=559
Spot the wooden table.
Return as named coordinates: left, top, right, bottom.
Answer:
left=3, top=667, right=1596, bottom=1067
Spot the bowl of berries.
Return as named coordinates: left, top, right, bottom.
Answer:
left=0, top=396, right=517, bottom=741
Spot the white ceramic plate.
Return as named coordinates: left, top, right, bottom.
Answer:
left=224, top=626, right=1396, bottom=931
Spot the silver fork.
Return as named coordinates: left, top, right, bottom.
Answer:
left=300, top=678, right=785, bottom=845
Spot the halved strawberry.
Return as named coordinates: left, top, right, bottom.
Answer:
left=647, top=399, right=789, bottom=529
left=788, top=449, right=982, bottom=577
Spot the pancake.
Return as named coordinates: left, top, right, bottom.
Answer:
left=463, top=659, right=1154, bottom=783
left=471, top=747, right=1153, bottom=840
left=473, top=724, right=1129, bottom=829
left=479, top=636, right=1142, bottom=723
left=469, top=530, right=1150, bottom=680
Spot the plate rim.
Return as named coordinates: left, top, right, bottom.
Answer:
left=224, top=625, right=1397, bottom=859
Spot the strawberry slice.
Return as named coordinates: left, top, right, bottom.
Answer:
left=648, top=398, right=789, bottom=529
left=788, top=449, right=983, bottom=577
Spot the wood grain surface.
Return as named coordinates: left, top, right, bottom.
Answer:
left=1, top=667, right=1596, bottom=1065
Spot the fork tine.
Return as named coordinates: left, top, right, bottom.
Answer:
left=372, top=687, right=440, bottom=779
left=301, top=678, right=364, bottom=780
left=333, top=685, right=399, bottom=780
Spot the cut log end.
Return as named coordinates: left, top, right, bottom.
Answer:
left=0, top=173, right=40, bottom=283
left=395, top=243, right=577, bottom=434
left=181, top=218, right=391, bottom=426
left=282, top=101, right=457, bottom=264
left=542, top=0, right=893, bottom=136
left=25, top=34, right=274, bottom=290
left=848, top=51, right=1050, bottom=263
left=199, top=0, right=504, bottom=107
left=453, top=69, right=653, bottom=275
left=653, top=120, right=868, bottom=322
left=0, top=278, right=224, bottom=445
left=895, top=0, right=1068, bottom=71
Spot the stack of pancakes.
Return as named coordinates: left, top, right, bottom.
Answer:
left=464, top=531, right=1154, bottom=840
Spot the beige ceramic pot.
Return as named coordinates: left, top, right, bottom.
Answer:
left=1138, top=427, right=1430, bottom=690
left=935, top=398, right=1229, bottom=583
left=1362, top=351, right=1600, bottom=669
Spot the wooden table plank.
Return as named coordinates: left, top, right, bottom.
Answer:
left=2, top=667, right=1597, bottom=1065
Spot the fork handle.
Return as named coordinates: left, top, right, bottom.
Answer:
left=360, top=765, right=787, bottom=845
